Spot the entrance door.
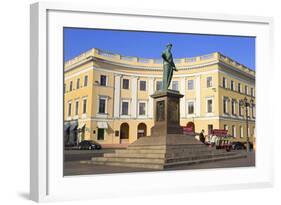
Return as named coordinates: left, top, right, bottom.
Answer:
left=120, top=123, right=129, bottom=143
left=137, top=123, right=147, bottom=138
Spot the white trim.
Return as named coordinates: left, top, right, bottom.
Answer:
left=96, top=95, right=108, bottom=117
left=121, top=99, right=130, bottom=116
left=187, top=79, right=194, bottom=90
left=180, top=78, right=186, bottom=118
left=240, top=125, right=244, bottom=138
left=205, top=96, right=214, bottom=116
left=186, top=99, right=196, bottom=117
left=139, top=79, right=147, bottom=91
left=148, top=78, right=155, bottom=118
left=223, top=96, right=229, bottom=114
left=137, top=100, right=148, bottom=118
left=113, top=75, right=121, bottom=117
left=131, top=77, right=138, bottom=118
left=195, top=75, right=201, bottom=117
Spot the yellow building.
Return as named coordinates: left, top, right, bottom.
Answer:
left=64, top=48, right=255, bottom=147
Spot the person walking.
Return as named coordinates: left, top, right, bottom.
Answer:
left=199, top=129, right=205, bottom=144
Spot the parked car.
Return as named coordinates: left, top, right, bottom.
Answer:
left=78, top=140, right=102, bottom=150
left=232, top=141, right=245, bottom=150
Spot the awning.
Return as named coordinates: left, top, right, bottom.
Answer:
left=69, top=121, right=78, bottom=131
left=97, top=121, right=108, bottom=129
left=138, top=130, right=145, bottom=133
left=64, top=122, right=71, bottom=132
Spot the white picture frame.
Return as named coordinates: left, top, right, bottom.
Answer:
left=30, top=2, right=274, bottom=202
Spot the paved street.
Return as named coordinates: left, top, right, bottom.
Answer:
left=64, top=148, right=121, bottom=161
left=64, top=150, right=255, bottom=176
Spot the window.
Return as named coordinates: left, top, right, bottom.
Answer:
left=246, top=106, right=250, bottom=117
left=207, top=77, right=212, bottom=88
left=68, top=102, right=72, bottom=117
left=239, top=101, right=243, bottom=116
left=187, top=80, right=194, bottom=90
left=208, top=124, right=213, bottom=135
left=75, top=101, right=79, bottom=115
left=231, top=99, right=236, bottom=115
left=222, top=77, right=227, bottom=88
left=139, top=102, right=146, bottom=115
left=156, top=81, right=162, bottom=91
left=76, top=78, right=80, bottom=89
left=252, top=104, right=255, bottom=118
left=224, top=124, right=228, bottom=131
left=207, top=99, right=213, bottom=113
left=84, top=75, right=88, bottom=87
left=251, top=88, right=254, bottom=96
left=188, top=101, right=194, bottom=114
left=232, top=125, right=236, bottom=137
left=97, top=128, right=105, bottom=140
left=122, top=101, right=129, bottom=115
left=123, top=79, right=129, bottom=89
left=98, top=98, right=106, bottom=113
left=83, top=98, right=87, bottom=114
left=172, top=81, right=178, bottom=91
left=245, top=85, right=248, bottom=95
left=238, top=83, right=241, bottom=93
left=69, top=81, right=73, bottom=91
left=240, top=126, right=244, bottom=138
left=139, top=81, right=146, bottom=91
left=100, top=75, right=107, bottom=86
left=223, top=97, right=228, bottom=114
left=230, top=80, right=235, bottom=91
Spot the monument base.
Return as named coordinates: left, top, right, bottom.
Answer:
left=85, top=134, right=246, bottom=170
left=85, top=90, right=245, bottom=170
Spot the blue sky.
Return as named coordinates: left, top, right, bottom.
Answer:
left=64, top=28, right=255, bottom=70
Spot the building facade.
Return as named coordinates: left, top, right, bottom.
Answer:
left=64, top=48, right=255, bottom=147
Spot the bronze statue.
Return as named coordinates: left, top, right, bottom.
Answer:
left=161, top=43, right=177, bottom=90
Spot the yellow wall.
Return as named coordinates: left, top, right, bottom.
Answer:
left=64, top=48, right=256, bottom=147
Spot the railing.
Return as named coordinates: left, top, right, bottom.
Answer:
left=200, top=53, right=214, bottom=60
left=98, top=49, right=116, bottom=58
left=65, top=48, right=255, bottom=75
left=138, top=58, right=150, bottom=63
left=120, top=56, right=135, bottom=61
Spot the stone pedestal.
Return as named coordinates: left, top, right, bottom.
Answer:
left=150, top=90, right=183, bottom=136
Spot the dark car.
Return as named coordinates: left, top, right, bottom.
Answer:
left=78, top=140, right=102, bottom=150
left=232, top=142, right=245, bottom=150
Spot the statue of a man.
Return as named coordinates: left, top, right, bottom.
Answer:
left=161, top=43, right=177, bottom=90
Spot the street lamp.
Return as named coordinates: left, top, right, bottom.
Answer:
left=239, top=97, right=254, bottom=152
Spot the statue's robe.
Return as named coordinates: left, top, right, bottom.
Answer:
left=162, top=49, right=176, bottom=90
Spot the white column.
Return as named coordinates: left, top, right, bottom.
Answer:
left=131, top=77, right=138, bottom=118
left=114, top=75, right=121, bottom=118
left=148, top=78, right=155, bottom=118
left=180, top=77, right=186, bottom=118
left=196, top=75, right=201, bottom=117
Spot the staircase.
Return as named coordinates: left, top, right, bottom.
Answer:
left=83, top=135, right=246, bottom=170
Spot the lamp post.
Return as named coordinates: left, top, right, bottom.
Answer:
left=239, top=97, right=254, bottom=152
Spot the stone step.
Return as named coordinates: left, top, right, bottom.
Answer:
left=165, top=152, right=236, bottom=163
left=91, top=156, right=165, bottom=164
left=164, top=154, right=247, bottom=168
left=104, top=151, right=229, bottom=159
left=104, top=152, right=165, bottom=158
left=83, top=153, right=246, bottom=170
left=115, top=148, right=225, bottom=156
left=82, top=160, right=164, bottom=169
left=127, top=145, right=166, bottom=150
left=92, top=152, right=236, bottom=165
left=115, top=149, right=166, bottom=154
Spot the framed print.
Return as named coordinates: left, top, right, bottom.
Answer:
left=30, top=2, right=274, bottom=202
